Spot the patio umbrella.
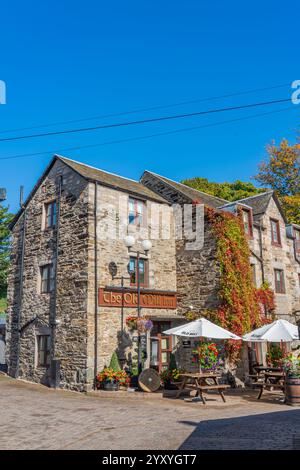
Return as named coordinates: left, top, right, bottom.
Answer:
left=242, top=319, right=299, bottom=343
left=163, top=317, right=241, bottom=339
left=163, top=318, right=241, bottom=374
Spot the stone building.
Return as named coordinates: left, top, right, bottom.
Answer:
left=6, top=156, right=300, bottom=390
left=6, top=156, right=184, bottom=391
left=141, top=171, right=300, bottom=366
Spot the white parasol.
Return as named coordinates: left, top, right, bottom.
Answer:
left=163, top=317, right=241, bottom=340
left=243, top=319, right=299, bottom=343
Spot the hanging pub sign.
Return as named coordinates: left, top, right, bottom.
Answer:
left=98, top=287, right=177, bottom=309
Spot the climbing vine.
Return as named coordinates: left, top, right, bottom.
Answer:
left=204, top=207, right=275, bottom=363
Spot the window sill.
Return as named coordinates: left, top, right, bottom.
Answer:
left=271, top=242, right=282, bottom=248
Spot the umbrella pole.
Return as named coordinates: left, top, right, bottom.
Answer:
left=199, top=337, right=202, bottom=373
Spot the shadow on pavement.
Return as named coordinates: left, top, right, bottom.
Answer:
left=178, top=408, right=300, bottom=450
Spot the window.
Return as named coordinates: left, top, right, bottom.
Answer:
left=242, top=209, right=253, bottom=237
left=40, top=264, right=54, bottom=293
left=37, top=335, right=50, bottom=367
left=270, top=219, right=281, bottom=246
left=274, top=269, right=285, bottom=294
left=128, top=198, right=145, bottom=226
left=128, top=257, right=148, bottom=287
left=45, top=201, right=57, bottom=229
left=294, top=228, right=300, bottom=256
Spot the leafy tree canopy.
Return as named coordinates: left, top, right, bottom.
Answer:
left=181, top=177, right=264, bottom=202
left=253, top=139, right=300, bottom=224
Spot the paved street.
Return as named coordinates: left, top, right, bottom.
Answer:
left=0, top=374, right=299, bottom=450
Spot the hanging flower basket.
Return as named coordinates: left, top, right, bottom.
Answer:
left=125, top=316, right=153, bottom=333
left=125, top=315, right=138, bottom=331
left=137, top=317, right=153, bottom=333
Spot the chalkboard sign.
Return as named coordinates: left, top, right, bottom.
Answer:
left=140, top=334, right=147, bottom=352
left=182, top=340, right=191, bottom=348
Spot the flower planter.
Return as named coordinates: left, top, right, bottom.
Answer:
left=163, top=380, right=180, bottom=391
left=130, top=375, right=139, bottom=388
left=103, top=381, right=119, bottom=392
left=285, top=375, right=300, bottom=406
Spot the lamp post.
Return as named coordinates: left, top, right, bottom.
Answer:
left=124, top=236, right=152, bottom=374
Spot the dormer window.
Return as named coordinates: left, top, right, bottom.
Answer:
left=270, top=218, right=281, bottom=246
left=128, top=197, right=145, bottom=226
left=294, top=228, right=300, bottom=256
left=242, top=209, right=253, bottom=237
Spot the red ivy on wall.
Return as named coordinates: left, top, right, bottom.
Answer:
left=205, top=207, right=276, bottom=363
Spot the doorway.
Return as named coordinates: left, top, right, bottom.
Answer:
left=150, top=321, right=172, bottom=373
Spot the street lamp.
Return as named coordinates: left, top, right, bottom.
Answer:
left=124, top=236, right=152, bottom=374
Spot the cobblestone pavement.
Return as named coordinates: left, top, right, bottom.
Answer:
left=0, top=374, right=299, bottom=450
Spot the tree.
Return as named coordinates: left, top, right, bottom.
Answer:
left=254, top=140, right=300, bottom=224
left=0, top=204, right=13, bottom=295
left=181, top=177, right=264, bottom=202
left=109, top=351, right=121, bottom=372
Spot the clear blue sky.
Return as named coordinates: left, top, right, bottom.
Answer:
left=0, top=0, right=299, bottom=212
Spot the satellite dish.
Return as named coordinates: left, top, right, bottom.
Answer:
left=138, top=368, right=161, bottom=392
left=108, top=261, right=118, bottom=279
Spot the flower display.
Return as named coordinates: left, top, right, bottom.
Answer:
left=125, top=315, right=138, bottom=331
left=96, top=367, right=130, bottom=389
left=125, top=315, right=153, bottom=332
left=160, top=368, right=182, bottom=384
left=266, top=344, right=286, bottom=367
left=282, top=354, right=300, bottom=378
left=192, top=341, right=224, bottom=371
left=137, top=318, right=153, bottom=333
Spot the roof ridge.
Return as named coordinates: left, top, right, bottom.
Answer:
left=235, top=190, right=274, bottom=203
left=56, top=154, right=140, bottom=184
left=142, top=170, right=229, bottom=203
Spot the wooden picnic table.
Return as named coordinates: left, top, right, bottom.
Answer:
left=175, top=372, right=230, bottom=404
left=254, top=366, right=282, bottom=373
left=253, top=370, right=285, bottom=399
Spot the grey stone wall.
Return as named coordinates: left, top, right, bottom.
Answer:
left=86, top=182, right=180, bottom=388
left=248, top=198, right=300, bottom=323
left=6, top=160, right=90, bottom=391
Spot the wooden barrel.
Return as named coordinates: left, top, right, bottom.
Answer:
left=285, top=375, right=300, bottom=406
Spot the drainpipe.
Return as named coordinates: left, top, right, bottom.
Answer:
left=50, top=175, right=63, bottom=363
left=293, top=237, right=300, bottom=266
left=93, top=182, right=99, bottom=389
left=257, top=222, right=265, bottom=284
left=14, top=208, right=27, bottom=379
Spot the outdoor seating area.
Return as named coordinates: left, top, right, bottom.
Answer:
left=94, top=316, right=300, bottom=408
left=175, top=372, right=230, bottom=404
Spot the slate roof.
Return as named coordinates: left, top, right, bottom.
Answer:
left=141, top=171, right=229, bottom=209
left=57, top=156, right=168, bottom=204
left=230, top=190, right=287, bottom=223
left=9, top=155, right=169, bottom=229
left=233, top=191, right=274, bottom=215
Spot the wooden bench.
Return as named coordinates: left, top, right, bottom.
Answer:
left=176, top=373, right=230, bottom=404
left=196, top=384, right=230, bottom=403
left=252, top=371, right=285, bottom=399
